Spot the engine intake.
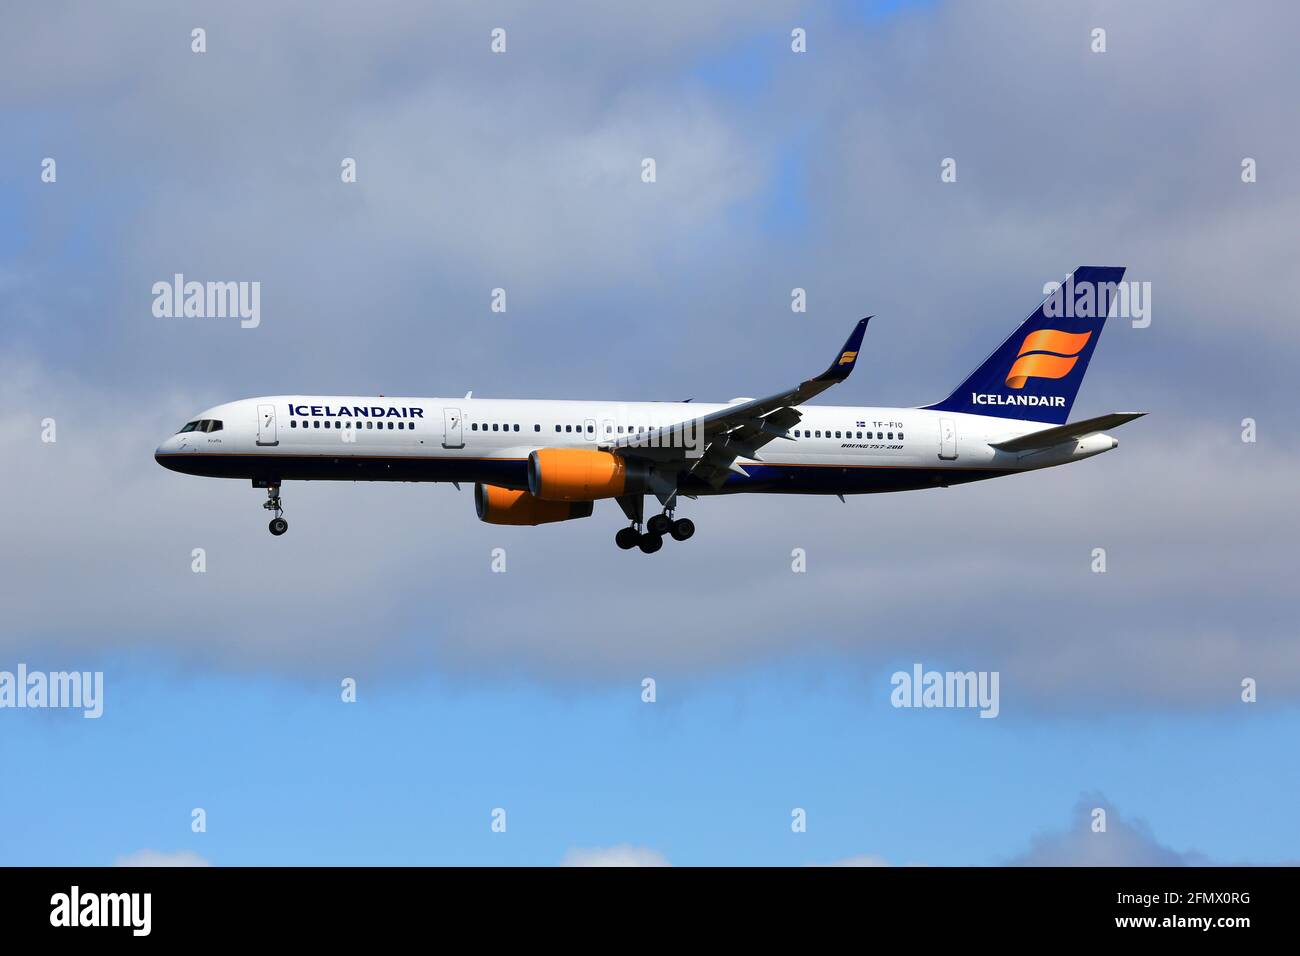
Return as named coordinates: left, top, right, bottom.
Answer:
left=527, top=448, right=647, bottom=501
left=474, top=483, right=593, bottom=525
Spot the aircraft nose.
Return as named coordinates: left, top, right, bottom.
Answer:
left=154, top=435, right=179, bottom=466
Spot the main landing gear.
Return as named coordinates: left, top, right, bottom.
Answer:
left=614, top=505, right=694, bottom=554
left=263, top=483, right=288, bottom=536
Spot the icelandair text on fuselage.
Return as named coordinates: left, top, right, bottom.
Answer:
left=971, top=393, right=1066, bottom=407
left=289, top=404, right=425, bottom=419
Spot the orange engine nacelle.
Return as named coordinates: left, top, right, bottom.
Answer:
left=527, top=448, right=647, bottom=502
left=474, top=484, right=593, bottom=525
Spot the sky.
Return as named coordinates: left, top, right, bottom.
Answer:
left=1, top=0, right=1298, bottom=866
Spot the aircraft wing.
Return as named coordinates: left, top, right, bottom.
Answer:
left=989, top=412, right=1146, bottom=452
left=608, top=318, right=870, bottom=490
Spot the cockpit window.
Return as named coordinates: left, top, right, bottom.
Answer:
left=178, top=419, right=223, bottom=434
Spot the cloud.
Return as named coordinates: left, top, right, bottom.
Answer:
left=1007, top=795, right=1209, bottom=866
left=1, top=1, right=1298, bottom=715
left=560, top=845, right=670, bottom=867
left=820, top=855, right=890, bottom=867
left=114, top=849, right=212, bottom=867
left=2, top=355, right=1297, bottom=711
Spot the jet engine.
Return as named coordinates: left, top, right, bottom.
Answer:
left=527, top=448, right=649, bottom=502
left=474, top=483, right=594, bottom=526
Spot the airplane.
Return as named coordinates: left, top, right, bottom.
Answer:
left=155, top=266, right=1144, bottom=553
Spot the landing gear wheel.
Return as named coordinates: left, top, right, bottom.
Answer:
left=670, top=518, right=695, bottom=541
left=647, top=514, right=671, bottom=536
left=615, top=527, right=640, bottom=550
left=638, top=532, right=663, bottom=554
left=268, top=517, right=288, bottom=536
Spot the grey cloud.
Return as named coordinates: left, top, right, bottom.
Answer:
left=3, top=358, right=1296, bottom=712
left=2, top=2, right=1297, bottom=710
left=1007, top=795, right=1209, bottom=866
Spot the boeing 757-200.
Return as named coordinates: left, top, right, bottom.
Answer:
left=155, top=266, right=1144, bottom=553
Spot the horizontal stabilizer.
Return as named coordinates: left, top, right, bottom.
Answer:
left=990, top=412, right=1146, bottom=452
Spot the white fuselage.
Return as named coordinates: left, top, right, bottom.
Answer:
left=155, top=395, right=1117, bottom=495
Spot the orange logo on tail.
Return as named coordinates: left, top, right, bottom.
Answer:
left=1005, top=330, right=1091, bottom=389
left=838, top=350, right=858, bottom=366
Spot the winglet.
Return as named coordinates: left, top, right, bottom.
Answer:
left=816, top=317, right=870, bottom=382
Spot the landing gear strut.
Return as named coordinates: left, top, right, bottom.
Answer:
left=263, top=483, right=288, bottom=536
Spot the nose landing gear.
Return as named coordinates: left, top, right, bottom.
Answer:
left=263, top=483, right=288, bottom=536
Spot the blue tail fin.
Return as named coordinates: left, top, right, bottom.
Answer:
left=923, top=266, right=1126, bottom=424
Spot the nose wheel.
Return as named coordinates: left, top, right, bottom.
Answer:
left=262, top=484, right=288, bottom=535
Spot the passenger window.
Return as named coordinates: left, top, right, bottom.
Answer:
left=835, top=431, right=841, bottom=438
left=899, top=432, right=904, bottom=440
left=534, top=424, right=540, bottom=432
left=290, top=420, right=297, bottom=428
left=565, top=425, right=572, bottom=433
left=887, top=432, right=893, bottom=440
left=492, top=424, right=498, bottom=432
left=514, top=424, right=520, bottom=432
left=472, top=423, right=477, bottom=431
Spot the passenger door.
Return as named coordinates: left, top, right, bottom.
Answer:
left=938, top=417, right=957, bottom=460
left=256, top=403, right=278, bottom=446
left=442, top=408, right=464, bottom=449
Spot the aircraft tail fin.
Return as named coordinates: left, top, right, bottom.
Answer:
left=923, top=266, right=1126, bottom=425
